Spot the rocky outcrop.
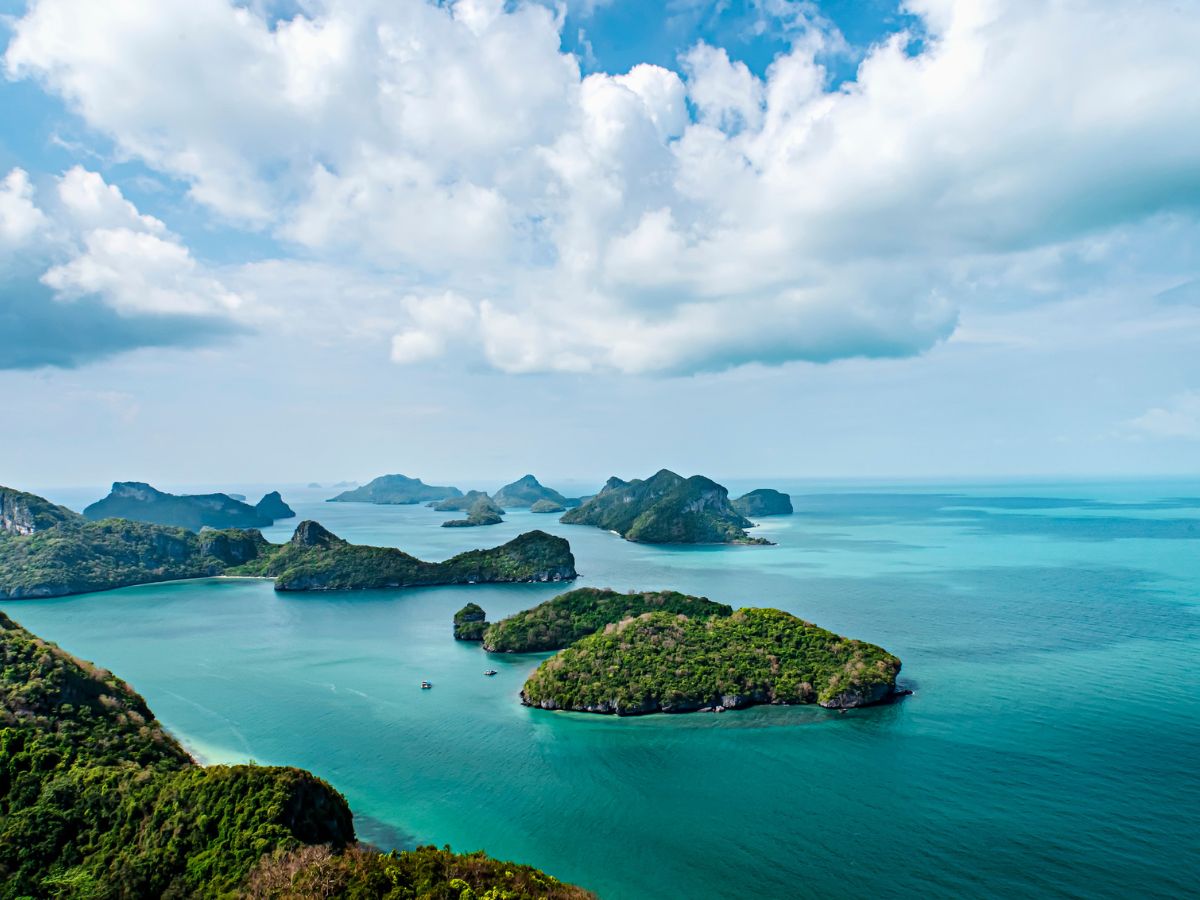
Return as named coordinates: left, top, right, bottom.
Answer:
left=732, top=489, right=794, bottom=517
left=255, top=491, right=296, bottom=520
left=819, top=682, right=897, bottom=709
left=0, top=486, right=80, bottom=535
left=453, top=603, right=488, bottom=640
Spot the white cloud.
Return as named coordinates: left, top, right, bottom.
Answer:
left=0, top=168, right=49, bottom=248
left=6, top=0, right=1200, bottom=374
left=1128, top=391, right=1200, bottom=440
left=0, top=164, right=243, bottom=319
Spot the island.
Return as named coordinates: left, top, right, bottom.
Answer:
left=520, top=607, right=902, bottom=715
left=492, top=474, right=577, bottom=509
left=230, top=521, right=576, bottom=590
left=560, top=469, right=770, bottom=544
left=531, top=498, right=566, bottom=513
left=442, top=496, right=505, bottom=528
left=0, top=610, right=593, bottom=898
left=255, top=489, right=296, bottom=520
left=307, top=481, right=323, bottom=488
left=453, top=602, right=489, bottom=640
left=0, top=486, right=576, bottom=598
left=327, top=474, right=461, bottom=504
left=82, top=481, right=295, bottom=530
left=732, top=488, right=794, bottom=517
left=483, top=587, right=732, bottom=652
left=431, top=489, right=494, bottom=511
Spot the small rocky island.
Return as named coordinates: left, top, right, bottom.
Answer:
left=83, top=482, right=295, bottom=530
left=492, top=474, right=578, bottom=509
left=520, top=607, right=902, bottom=715
left=431, top=490, right=493, bottom=511
left=453, top=603, right=489, bottom=640
left=732, top=488, right=794, bottom=517
left=441, top=496, right=505, bottom=527
left=0, top=485, right=576, bottom=598
left=482, top=587, right=731, bottom=652
left=530, top=499, right=566, bottom=513
left=560, top=469, right=769, bottom=544
left=327, top=474, right=461, bottom=505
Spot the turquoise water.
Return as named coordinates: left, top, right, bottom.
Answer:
left=6, top=480, right=1200, bottom=898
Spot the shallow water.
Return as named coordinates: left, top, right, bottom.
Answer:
left=6, top=480, right=1200, bottom=898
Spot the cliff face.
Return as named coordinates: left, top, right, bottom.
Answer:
left=0, top=486, right=80, bottom=535
left=561, top=469, right=769, bottom=544
left=83, top=481, right=282, bottom=531
left=732, top=489, right=794, bottom=517
left=328, top=474, right=461, bottom=504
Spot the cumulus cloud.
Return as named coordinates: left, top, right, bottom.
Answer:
left=0, top=165, right=245, bottom=368
left=6, top=0, right=1200, bottom=374
left=1128, top=391, right=1200, bottom=440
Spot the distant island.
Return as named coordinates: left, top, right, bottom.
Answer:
left=82, top=481, right=294, bottom=530
left=482, top=587, right=732, bottom=652
left=230, top=521, right=575, bottom=590
left=531, top=498, right=566, bottom=513
left=0, top=610, right=593, bottom=898
left=431, top=489, right=494, bottom=511
left=521, top=607, right=902, bottom=715
left=0, top=486, right=575, bottom=598
left=493, top=474, right=579, bottom=509
left=560, top=469, right=769, bottom=544
left=453, top=602, right=489, bottom=640
left=732, top=488, right=794, bottom=517
left=442, top=496, right=505, bottom=528
left=328, top=474, right=461, bottom=505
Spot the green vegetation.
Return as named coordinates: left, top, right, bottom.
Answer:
left=231, top=522, right=577, bottom=591
left=530, top=499, right=565, bottom=514
left=521, top=607, right=901, bottom=715
left=82, top=482, right=291, bottom=530
left=0, top=611, right=593, bottom=898
left=731, top=489, right=794, bottom=517
left=483, top=587, right=732, bottom=653
left=328, top=475, right=461, bottom=505
left=453, top=603, right=489, bottom=641
left=492, top=475, right=572, bottom=509
left=560, top=469, right=769, bottom=544
left=442, top=497, right=505, bottom=528
left=0, top=486, right=79, bottom=536
left=0, top=516, right=271, bottom=600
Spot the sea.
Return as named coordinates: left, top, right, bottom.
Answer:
left=4, top=479, right=1199, bottom=899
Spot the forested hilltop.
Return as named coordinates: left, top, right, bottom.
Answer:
left=0, top=610, right=594, bottom=898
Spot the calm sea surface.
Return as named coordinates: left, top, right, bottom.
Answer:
left=6, top=480, right=1199, bottom=899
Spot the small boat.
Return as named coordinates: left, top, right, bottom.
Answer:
left=420, top=680, right=432, bottom=689
left=484, top=670, right=498, bottom=677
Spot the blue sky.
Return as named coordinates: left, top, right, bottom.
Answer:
left=1, top=0, right=1199, bottom=488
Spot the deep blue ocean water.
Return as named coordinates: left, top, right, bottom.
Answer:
left=5, top=479, right=1199, bottom=899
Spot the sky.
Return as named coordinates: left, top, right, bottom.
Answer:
left=1, top=0, right=1199, bottom=489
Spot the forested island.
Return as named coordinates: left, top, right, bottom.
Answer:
left=0, top=486, right=576, bottom=597
left=493, top=475, right=578, bottom=509
left=234, top=521, right=574, bottom=590
left=732, top=488, right=794, bottom=517
left=0, top=610, right=593, bottom=898
left=560, top=470, right=769, bottom=544
left=453, top=602, right=489, bottom=640
left=482, top=587, right=732, bottom=652
left=328, top=474, right=461, bottom=504
left=520, top=607, right=902, bottom=715
left=82, top=481, right=294, bottom=530
left=441, top=496, right=505, bottom=528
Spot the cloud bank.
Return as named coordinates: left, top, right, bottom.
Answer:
left=5, top=0, right=1200, bottom=373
